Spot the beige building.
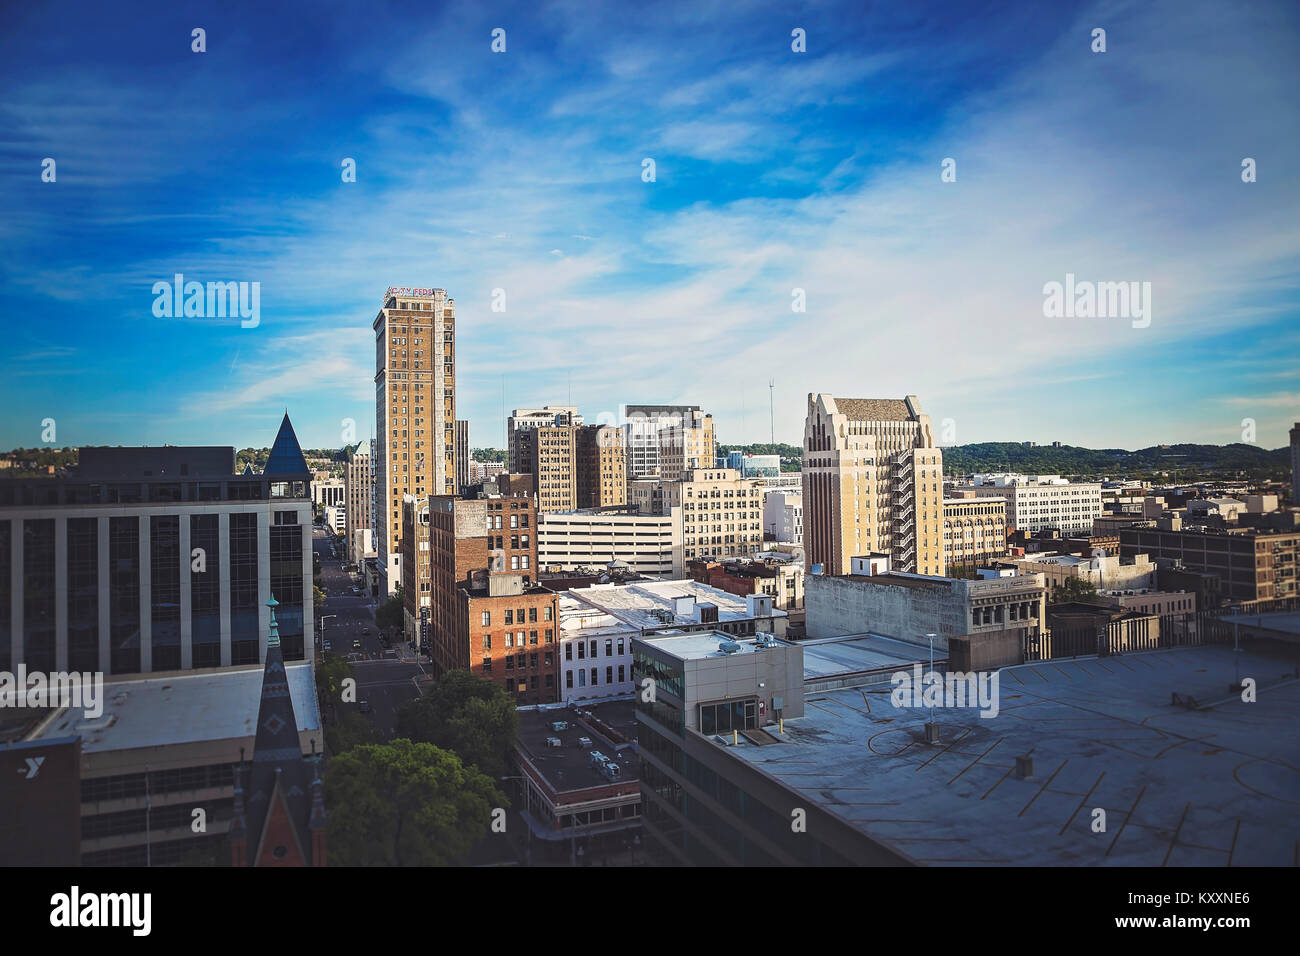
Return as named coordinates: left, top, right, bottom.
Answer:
left=943, top=495, right=1008, bottom=575
left=658, top=409, right=715, bottom=481
left=401, top=494, right=433, bottom=650
left=518, top=423, right=627, bottom=513
left=518, top=425, right=577, bottom=513
left=344, top=441, right=373, bottom=562
left=637, top=467, right=764, bottom=562
left=373, top=287, right=457, bottom=595
left=801, top=394, right=945, bottom=576
left=1001, top=550, right=1156, bottom=596
left=576, top=424, right=627, bottom=508
left=507, top=406, right=583, bottom=472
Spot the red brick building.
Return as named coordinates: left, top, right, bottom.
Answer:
left=462, top=574, right=560, bottom=705
left=428, top=492, right=561, bottom=702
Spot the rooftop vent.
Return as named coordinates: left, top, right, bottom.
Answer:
left=718, top=639, right=742, bottom=655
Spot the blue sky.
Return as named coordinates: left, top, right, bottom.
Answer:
left=1, top=0, right=1297, bottom=454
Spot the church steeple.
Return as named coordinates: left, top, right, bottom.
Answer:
left=229, top=596, right=324, bottom=866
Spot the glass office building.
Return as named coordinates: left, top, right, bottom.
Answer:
left=0, top=414, right=314, bottom=676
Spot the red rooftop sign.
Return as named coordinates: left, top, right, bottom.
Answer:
left=386, top=287, right=439, bottom=297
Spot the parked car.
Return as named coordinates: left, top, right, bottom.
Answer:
left=352, top=638, right=361, bottom=649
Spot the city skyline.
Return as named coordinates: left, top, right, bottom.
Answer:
left=2, top=0, right=1298, bottom=451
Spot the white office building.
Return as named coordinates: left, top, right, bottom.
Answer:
left=538, top=508, right=684, bottom=578
left=762, top=490, right=803, bottom=544
left=963, top=474, right=1103, bottom=535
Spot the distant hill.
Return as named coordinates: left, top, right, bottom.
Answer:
left=939, top=442, right=1290, bottom=479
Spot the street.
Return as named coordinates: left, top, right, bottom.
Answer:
left=314, top=524, right=426, bottom=733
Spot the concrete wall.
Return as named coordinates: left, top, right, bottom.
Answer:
left=948, top=630, right=1024, bottom=671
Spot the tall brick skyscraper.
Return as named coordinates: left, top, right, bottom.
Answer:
left=373, top=287, right=456, bottom=595
left=802, top=394, right=944, bottom=577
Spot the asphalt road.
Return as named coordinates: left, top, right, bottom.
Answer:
left=313, top=524, right=426, bottom=734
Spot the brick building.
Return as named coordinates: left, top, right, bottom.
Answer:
left=462, top=573, right=560, bottom=705
left=428, top=493, right=563, bottom=703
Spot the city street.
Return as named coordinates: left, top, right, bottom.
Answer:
left=314, top=524, right=427, bottom=733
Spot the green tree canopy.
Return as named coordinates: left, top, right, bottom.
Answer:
left=395, top=670, right=519, bottom=778
left=376, top=584, right=404, bottom=633
left=1051, top=576, right=1110, bottom=605
left=326, top=711, right=379, bottom=756
left=325, top=739, right=505, bottom=866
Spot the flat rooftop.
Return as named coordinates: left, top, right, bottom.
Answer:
left=30, top=664, right=320, bottom=754
left=725, top=644, right=1300, bottom=865
left=800, top=634, right=935, bottom=681
left=516, top=698, right=639, bottom=792
left=641, top=631, right=789, bottom=661
left=569, top=579, right=787, bottom=629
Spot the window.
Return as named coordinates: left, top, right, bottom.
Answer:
left=578, top=670, right=586, bottom=687
left=530, top=653, right=538, bottom=668
left=577, top=642, right=585, bottom=659
left=529, top=630, right=538, bottom=645
left=618, top=664, right=625, bottom=683
left=528, top=607, right=537, bottom=623
left=505, top=632, right=514, bottom=648
left=545, top=628, right=553, bottom=642
left=605, top=639, right=613, bottom=657
left=590, top=667, right=598, bottom=686
left=545, top=674, right=554, bottom=688
left=565, top=643, right=572, bottom=661
left=505, top=609, right=514, bottom=625
left=543, top=605, right=552, bottom=621
left=617, top=639, right=624, bottom=655
left=510, top=514, right=518, bottom=529
left=566, top=671, right=574, bottom=688
left=506, top=656, right=514, bottom=670
left=483, top=658, right=492, bottom=672
left=517, top=630, right=526, bottom=646
left=481, top=611, right=491, bottom=626
left=589, top=640, right=597, bottom=659
left=606, top=666, right=613, bottom=685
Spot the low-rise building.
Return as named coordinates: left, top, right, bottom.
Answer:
left=805, top=554, right=1046, bottom=651
left=999, top=550, right=1156, bottom=596
left=1120, top=525, right=1300, bottom=603
left=687, top=557, right=804, bottom=609
left=511, top=699, right=641, bottom=863
left=959, top=474, right=1103, bottom=536
left=942, top=496, right=1007, bottom=576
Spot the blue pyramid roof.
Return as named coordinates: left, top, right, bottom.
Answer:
left=264, top=413, right=309, bottom=476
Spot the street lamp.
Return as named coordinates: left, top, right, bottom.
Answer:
left=923, top=632, right=939, bottom=744
left=318, top=615, right=336, bottom=648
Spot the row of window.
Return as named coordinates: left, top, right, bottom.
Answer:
left=566, top=665, right=625, bottom=688
left=564, top=637, right=626, bottom=660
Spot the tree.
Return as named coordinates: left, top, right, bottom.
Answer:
left=327, top=711, right=379, bottom=755
left=376, top=585, right=405, bottom=633
left=395, top=670, right=519, bottom=778
left=1052, top=576, right=1108, bottom=605
left=325, top=739, right=505, bottom=866
left=313, top=584, right=327, bottom=617
left=316, top=651, right=354, bottom=717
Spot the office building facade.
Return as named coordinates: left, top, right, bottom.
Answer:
left=373, top=287, right=456, bottom=596
left=0, top=416, right=314, bottom=676
left=801, top=394, right=945, bottom=576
